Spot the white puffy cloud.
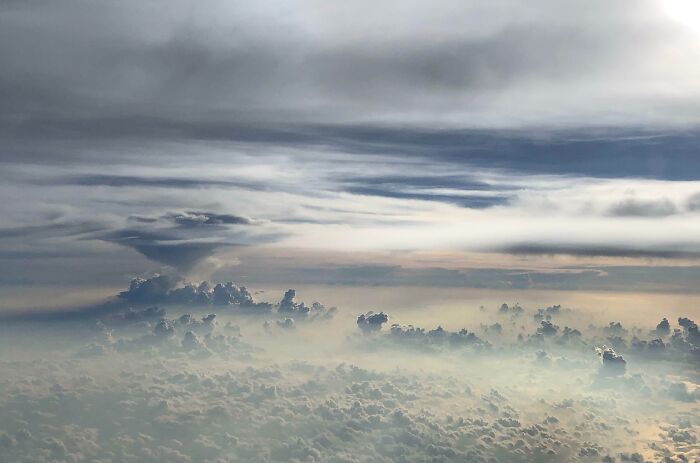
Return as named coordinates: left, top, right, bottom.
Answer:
left=2, top=274, right=700, bottom=462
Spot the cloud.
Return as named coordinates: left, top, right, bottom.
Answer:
left=678, top=317, right=700, bottom=346
left=166, top=211, right=251, bottom=227
left=93, top=208, right=277, bottom=271
left=537, top=320, right=560, bottom=337
left=383, top=323, right=490, bottom=351
left=0, top=220, right=105, bottom=240
left=356, top=311, right=389, bottom=333
left=596, top=346, right=627, bottom=375
left=666, top=382, right=698, bottom=403
left=44, top=174, right=268, bottom=191
left=608, top=198, right=677, bottom=217
left=275, top=290, right=336, bottom=321
left=109, top=275, right=340, bottom=323
left=153, top=318, right=175, bottom=338
left=176, top=313, right=217, bottom=334
left=182, top=330, right=205, bottom=351
left=277, top=317, right=296, bottom=330
left=108, top=306, right=167, bottom=325
left=116, top=275, right=273, bottom=313
left=499, top=243, right=700, bottom=259
left=101, top=228, right=227, bottom=270
left=687, top=192, right=700, bottom=212
left=344, top=186, right=509, bottom=209
left=498, top=302, right=525, bottom=316
left=3, top=284, right=700, bottom=461
left=118, top=274, right=177, bottom=304
left=5, top=1, right=700, bottom=456
left=534, top=305, right=563, bottom=321
left=2, top=0, right=700, bottom=140
left=277, top=289, right=306, bottom=315
left=340, top=173, right=513, bottom=209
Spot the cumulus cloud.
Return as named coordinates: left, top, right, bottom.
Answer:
left=382, top=324, right=489, bottom=352
left=534, top=304, right=562, bottom=321
left=277, top=289, right=336, bottom=320
left=117, top=275, right=272, bottom=313
left=110, top=276, right=339, bottom=330
left=596, top=346, right=627, bottom=375
left=498, top=303, right=524, bottom=317
left=166, top=211, right=252, bottom=227
left=667, top=382, right=699, bottom=403
left=655, top=317, right=671, bottom=336
left=107, top=305, right=167, bottom=325
left=356, top=311, right=389, bottom=333
left=118, top=274, right=176, bottom=304
left=3, top=286, right=700, bottom=462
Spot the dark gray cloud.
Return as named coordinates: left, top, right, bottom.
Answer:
left=12, top=126, right=700, bottom=181
left=0, top=220, right=106, bottom=240
left=687, top=193, right=700, bottom=211
left=167, top=211, right=251, bottom=227
left=356, top=311, right=389, bottom=333
left=667, top=382, right=698, bottom=403
left=317, top=127, right=700, bottom=181
left=100, top=229, right=227, bottom=271
left=117, top=275, right=270, bottom=311
left=113, top=275, right=336, bottom=320
left=2, top=0, right=700, bottom=178
left=117, top=274, right=178, bottom=305
left=337, top=173, right=513, bottom=209
left=342, top=175, right=501, bottom=192
left=608, top=198, right=677, bottom=217
left=499, top=243, right=700, bottom=259
left=596, top=346, right=627, bottom=375
left=0, top=0, right=684, bottom=143
left=344, top=186, right=508, bottom=209
left=0, top=210, right=271, bottom=290
left=107, top=305, right=167, bottom=325
left=385, top=323, right=489, bottom=351
left=92, top=210, right=277, bottom=270
left=40, top=174, right=268, bottom=191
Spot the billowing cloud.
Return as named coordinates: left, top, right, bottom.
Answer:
left=2, top=279, right=700, bottom=461
left=596, top=346, right=627, bottom=375
left=356, top=311, right=389, bottom=333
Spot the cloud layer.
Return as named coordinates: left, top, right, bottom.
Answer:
left=3, top=0, right=700, bottom=134
left=1, top=279, right=699, bottom=462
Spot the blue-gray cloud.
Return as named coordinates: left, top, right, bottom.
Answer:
left=96, top=211, right=279, bottom=270
left=608, top=198, right=677, bottom=217
left=500, top=243, right=700, bottom=259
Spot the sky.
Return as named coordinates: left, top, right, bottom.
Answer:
left=2, top=2, right=700, bottom=462
left=4, top=1, right=700, bottom=308
left=4, top=1, right=700, bottom=310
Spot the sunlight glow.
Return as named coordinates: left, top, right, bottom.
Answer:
left=663, top=0, right=700, bottom=35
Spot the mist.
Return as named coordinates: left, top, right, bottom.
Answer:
left=0, top=276, right=698, bottom=462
